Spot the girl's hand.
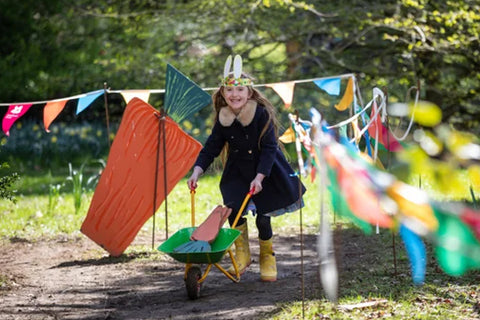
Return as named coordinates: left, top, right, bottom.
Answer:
left=187, top=166, right=204, bottom=191
left=250, top=173, right=265, bottom=195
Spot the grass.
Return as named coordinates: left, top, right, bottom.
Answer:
left=1, top=171, right=479, bottom=319
left=269, top=225, right=480, bottom=319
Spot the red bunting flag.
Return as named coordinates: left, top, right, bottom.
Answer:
left=2, top=104, right=33, bottom=136
left=368, top=101, right=403, bottom=152
left=43, top=100, right=68, bottom=132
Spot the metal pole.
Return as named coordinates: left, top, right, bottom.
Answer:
left=161, top=110, right=169, bottom=240
left=103, top=82, right=111, bottom=148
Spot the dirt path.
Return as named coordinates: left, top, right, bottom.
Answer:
left=0, top=232, right=321, bottom=320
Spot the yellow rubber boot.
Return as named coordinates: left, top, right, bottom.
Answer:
left=259, top=238, right=277, bottom=282
left=228, top=222, right=251, bottom=275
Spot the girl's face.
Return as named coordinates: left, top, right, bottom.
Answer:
left=222, top=86, right=252, bottom=114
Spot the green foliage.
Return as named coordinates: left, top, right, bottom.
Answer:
left=1, top=0, right=478, bottom=135
left=65, top=160, right=105, bottom=215
left=0, top=120, right=114, bottom=172
left=66, top=163, right=84, bottom=215
left=47, top=183, right=61, bottom=215
left=0, top=163, right=19, bottom=203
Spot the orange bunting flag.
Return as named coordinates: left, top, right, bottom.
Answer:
left=43, top=100, right=68, bottom=132
left=120, top=90, right=151, bottom=104
left=334, top=77, right=354, bottom=111
left=266, top=81, right=295, bottom=109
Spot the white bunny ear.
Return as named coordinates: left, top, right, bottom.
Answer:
left=223, top=55, right=232, bottom=78
left=233, top=55, right=243, bottom=79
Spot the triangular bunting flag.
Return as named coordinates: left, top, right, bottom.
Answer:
left=266, top=81, right=295, bottom=109
left=313, top=78, right=341, bottom=96
left=399, top=224, right=426, bottom=285
left=368, top=101, right=403, bottom=152
left=76, top=90, right=103, bottom=115
left=2, top=103, right=33, bottom=136
left=279, top=126, right=296, bottom=143
left=334, top=77, right=354, bottom=111
left=44, top=100, right=68, bottom=132
left=120, top=90, right=151, bottom=104
left=164, top=64, right=212, bottom=123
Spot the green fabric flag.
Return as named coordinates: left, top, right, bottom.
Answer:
left=164, top=64, right=212, bottom=123
left=327, top=166, right=373, bottom=234
left=433, top=205, right=480, bottom=276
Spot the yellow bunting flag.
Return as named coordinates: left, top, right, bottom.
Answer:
left=279, top=126, right=296, bottom=143
left=334, top=77, right=353, bottom=111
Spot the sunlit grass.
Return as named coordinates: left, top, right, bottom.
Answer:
left=1, top=169, right=476, bottom=241
left=0, top=193, right=87, bottom=240
left=0, top=174, right=321, bottom=241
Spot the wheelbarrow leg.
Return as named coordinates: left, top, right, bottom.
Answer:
left=214, top=249, right=241, bottom=283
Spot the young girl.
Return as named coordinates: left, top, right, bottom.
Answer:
left=187, top=55, right=306, bottom=282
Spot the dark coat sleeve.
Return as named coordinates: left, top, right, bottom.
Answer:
left=194, top=120, right=225, bottom=172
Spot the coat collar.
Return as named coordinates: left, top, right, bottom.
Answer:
left=219, top=100, right=257, bottom=127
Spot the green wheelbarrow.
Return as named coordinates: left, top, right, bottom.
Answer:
left=158, top=188, right=254, bottom=300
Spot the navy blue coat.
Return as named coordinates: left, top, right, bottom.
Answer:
left=194, top=101, right=306, bottom=215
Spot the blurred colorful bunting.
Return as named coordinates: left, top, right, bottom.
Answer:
left=43, top=100, right=68, bottom=132
left=2, top=104, right=32, bottom=136
left=313, top=77, right=341, bottom=96
left=279, top=126, right=295, bottom=144
left=334, top=77, right=353, bottom=111
left=76, top=90, right=103, bottom=115
left=368, top=101, right=403, bottom=152
left=433, top=203, right=480, bottom=276
left=309, top=107, right=480, bottom=295
left=461, top=207, right=480, bottom=241
left=266, top=81, right=296, bottom=109
left=399, top=224, right=426, bottom=285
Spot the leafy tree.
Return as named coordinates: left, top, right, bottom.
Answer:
left=0, top=0, right=478, bottom=135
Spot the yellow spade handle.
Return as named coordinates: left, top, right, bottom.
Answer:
left=232, top=188, right=255, bottom=229
left=190, top=189, right=196, bottom=227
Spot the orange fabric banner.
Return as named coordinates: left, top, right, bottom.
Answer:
left=334, top=77, right=354, bottom=111
left=266, top=81, right=295, bottom=109
left=43, top=100, right=68, bottom=132
left=81, top=98, right=202, bottom=256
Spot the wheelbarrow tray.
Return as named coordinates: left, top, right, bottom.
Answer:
left=158, top=227, right=241, bottom=264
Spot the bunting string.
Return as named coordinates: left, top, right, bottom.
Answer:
left=0, top=73, right=355, bottom=107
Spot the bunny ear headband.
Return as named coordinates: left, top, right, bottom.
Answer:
left=222, top=55, right=254, bottom=87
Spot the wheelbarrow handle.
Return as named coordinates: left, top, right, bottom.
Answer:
left=190, top=189, right=196, bottom=227
left=231, top=187, right=255, bottom=229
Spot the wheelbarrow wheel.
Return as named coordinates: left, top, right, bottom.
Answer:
left=185, top=265, right=202, bottom=300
